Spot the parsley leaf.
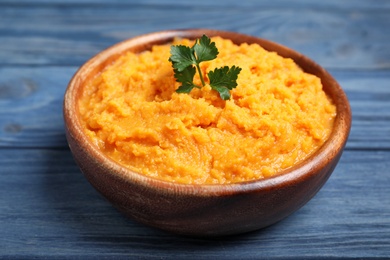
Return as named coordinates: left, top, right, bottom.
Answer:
left=193, top=35, right=219, bottom=63
left=169, top=45, right=195, bottom=72
left=208, top=66, right=242, bottom=100
left=169, top=35, right=241, bottom=100
left=173, top=66, right=199, bottom=93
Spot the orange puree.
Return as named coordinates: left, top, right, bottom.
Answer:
left=78, top=37, right=336, bottom=184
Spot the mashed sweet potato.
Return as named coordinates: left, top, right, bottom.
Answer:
left=78, top=37, right=336, bottom=184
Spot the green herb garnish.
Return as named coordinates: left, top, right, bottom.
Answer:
left=169, top=35, right=242, bottom=100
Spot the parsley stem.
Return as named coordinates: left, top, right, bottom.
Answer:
left=170, top=35, right=240, bottom=99
left=195, top=63, right=206, bottom=86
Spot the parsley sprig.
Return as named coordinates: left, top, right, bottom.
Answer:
left=169, top=35, right=241, bottom=100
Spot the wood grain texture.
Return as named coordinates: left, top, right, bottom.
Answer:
left=0, top=0, right=389, bottom=258
left=0, top=149, right=389, bottom=258
left=0, top=67, right=76, bottom=148
left=1, top=1, right=389, bottom=68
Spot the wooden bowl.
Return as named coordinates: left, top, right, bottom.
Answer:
left=63, top=29, right=351, bottom=236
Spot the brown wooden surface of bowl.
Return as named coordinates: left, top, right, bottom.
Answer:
left=63, top=29, right=351, bottom=236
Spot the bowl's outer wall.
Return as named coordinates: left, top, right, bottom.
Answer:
left=64, top=29, right=351, bottom=236
left=66, top=136, right=342, bottom=236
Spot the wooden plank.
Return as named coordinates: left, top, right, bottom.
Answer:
left=1, top=0, right=390, bottom=9
left=331, top=70, right=390, bottom=150
left=1, top=67, right=389, bottom=149
left=0, top=67, right=76, bottom=148
left=0, top=148, right=389, bottom=258
left=0, top=2, right=389, bottom=69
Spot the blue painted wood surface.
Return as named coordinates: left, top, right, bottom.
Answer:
left=0, top=0, right=389, bottom=258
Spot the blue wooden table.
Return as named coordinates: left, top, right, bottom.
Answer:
left=1, top=0, right=389, bottom=258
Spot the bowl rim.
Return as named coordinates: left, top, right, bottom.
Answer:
left=63, top=28, right=351, bottom=197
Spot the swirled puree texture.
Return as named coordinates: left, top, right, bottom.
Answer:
left=79, top=37, right=336, bottom=184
